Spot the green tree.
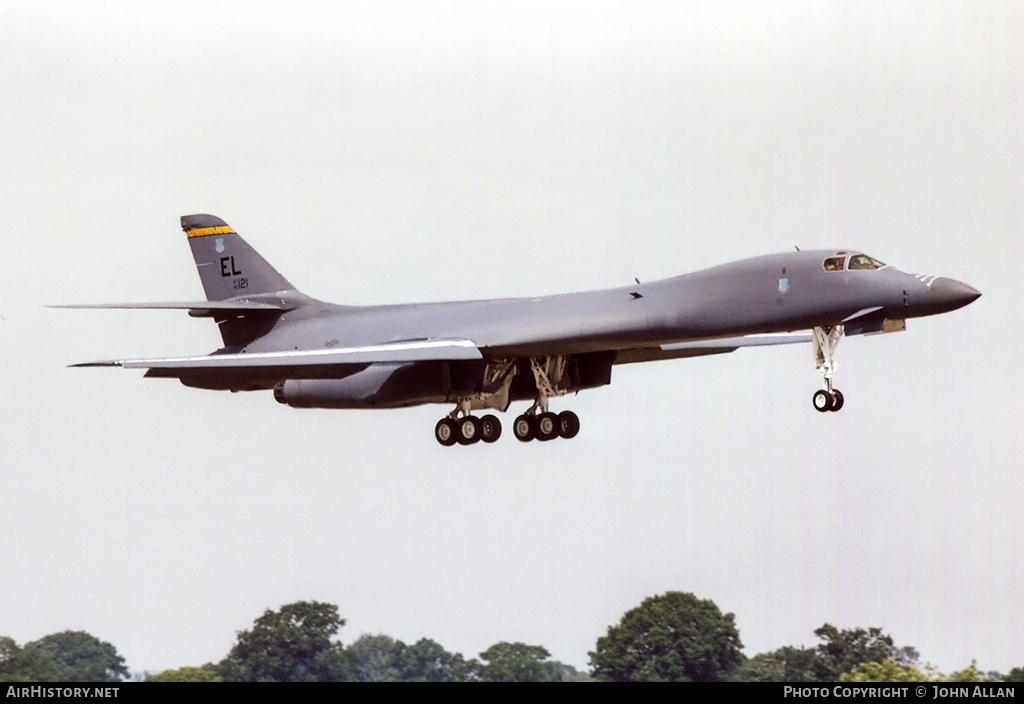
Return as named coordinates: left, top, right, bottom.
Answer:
left=398, top=638, right=470, bottom=682
left=478, top=642, right=563, bottom=682
left=812, top=624, right=899, bottom=681
left=218, top=601, right=352, bottom=682
left=550, top=662, right=594, bottom=682
left=949, top=661, right=988, bottom=683
left=729, top=646, right=819, bottom=682
left=144, top=666, right=223, bottom=682
left=732, top=625, right=915, bottom=682
left=0, top=638, right=17, bottom=675
left=838, top=658, right=933, bottom=682
left=839, top=658, right=994, bottom=683
left=1004, top=667, right=1024, bottom=682
left=589, top=592, right=744, bottom=682
left=0, top=637, right=61, bottom=683
left=27, top=631, right=128, bottom=682
left=348, top=634, right=406, bottom=682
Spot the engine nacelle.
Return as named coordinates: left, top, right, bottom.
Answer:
left=274, top=361, right=479, bottom=409
left=273, top=353, right=615, bottom=411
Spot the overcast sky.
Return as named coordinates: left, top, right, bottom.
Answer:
left=1, top=1, right=1020, bottom=677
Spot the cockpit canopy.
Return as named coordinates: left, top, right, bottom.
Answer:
left=823, top=252, right=886, bottom=272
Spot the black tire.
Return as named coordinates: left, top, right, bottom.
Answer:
left=830, top=389, right=845, bottom=412
left=557, top=410, right=581, bottom=439
left=812, top=390, right=833, bottom=413
left=457, top=416, right=483, bottom=445
left=434, top=418, right=457, bottom=446
left=480, top=414, right=502, bottom=443
left=513, top=414, right=535, bottom=442
left=536, top=412, right=559, bottom=441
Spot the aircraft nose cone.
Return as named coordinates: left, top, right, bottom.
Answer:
left=929, top=277, right=981, bottom=313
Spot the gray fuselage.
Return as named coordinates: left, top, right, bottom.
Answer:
left=246, top=249, right=972, bottom=359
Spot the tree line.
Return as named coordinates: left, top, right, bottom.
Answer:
left=2, top=592, right=1021, bottom=682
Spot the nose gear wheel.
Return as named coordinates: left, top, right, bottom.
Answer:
left=830, top=389, right=845, bottom=412
left=812, top=389, right=845, bottom=413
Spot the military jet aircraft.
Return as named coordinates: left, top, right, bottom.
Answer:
left=61, top=214, right=980, bottom=446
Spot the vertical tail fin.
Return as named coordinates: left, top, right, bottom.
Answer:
left=181, top=214, right=296, bottom=347
left=182, top=214, right=294, bottom=301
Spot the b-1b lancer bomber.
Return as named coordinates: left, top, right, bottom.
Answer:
left=62, top=214, right=980, bottom=446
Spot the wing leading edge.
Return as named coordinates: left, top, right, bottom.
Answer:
left=71, top=338, right=482, bottom=370
left=661, top=332, right=814, bottom=352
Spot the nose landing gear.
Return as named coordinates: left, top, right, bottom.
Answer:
left=811, top=325, right=846, bottom=413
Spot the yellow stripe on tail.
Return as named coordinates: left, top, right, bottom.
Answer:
left=186, top=225, right=234, bottom=238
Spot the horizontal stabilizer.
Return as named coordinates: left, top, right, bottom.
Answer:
left=661, top=332, right=813, bottom=352
left=50, top=300, right=293, bottom=312
left=71, top=338, right=482, bottom=370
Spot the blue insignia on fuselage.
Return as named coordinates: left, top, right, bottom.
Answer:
left=779, top=277, right=790, bottom=293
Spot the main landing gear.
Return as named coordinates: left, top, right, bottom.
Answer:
left=811, top=325, right=845, bottom=413
left=434, top=413, right=502, bottom=446
left=512, top=409, right=580, bottom=442
left=512, top=356, right=581, bottom=442
left=433, top=396, right=502, bottom=446
left=433, top=356, right=582, bottom=446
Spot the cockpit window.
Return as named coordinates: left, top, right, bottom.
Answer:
left=823, top=255, right=847, bottom=272
left=847, top=254, right=887, bottom=270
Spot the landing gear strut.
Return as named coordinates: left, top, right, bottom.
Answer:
left=811, top=325, right=845, bottom=413
left=511, top=357, right=581, bottom=443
